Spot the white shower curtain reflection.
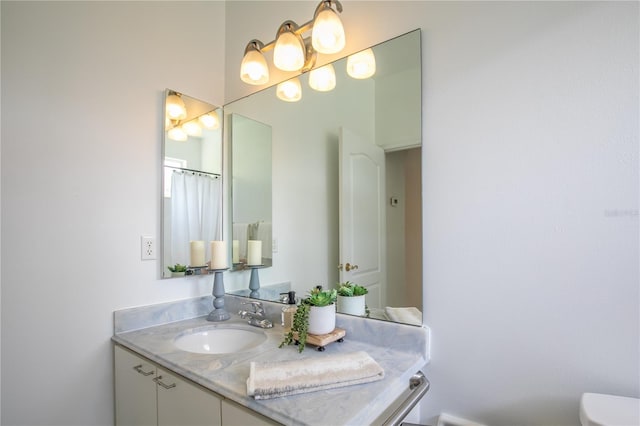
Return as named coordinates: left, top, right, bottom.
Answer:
left=171, top=171, right=222, bottom=266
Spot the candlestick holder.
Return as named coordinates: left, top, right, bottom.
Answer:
left=248, top=265, right=262, bottom=298
left=207, top=268, right=231, bottom=322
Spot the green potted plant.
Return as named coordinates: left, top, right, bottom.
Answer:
left=168, top=263, right=187, bottom=277
left=336, top=281, right=368, bottom=316
left=279, top=286, right=337, bottom=353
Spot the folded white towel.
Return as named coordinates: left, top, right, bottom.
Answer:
left=385, top=306, right=422, bottom=326
left=246, top=351, right=384, bottom=399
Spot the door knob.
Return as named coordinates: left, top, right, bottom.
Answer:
left=345, top=262, right=359, bottom=272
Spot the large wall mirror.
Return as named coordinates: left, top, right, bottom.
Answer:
left=224, top=29, right=423, bottom=325
left=229, top=114, right=273, bottom=270
left=161, top=89, right=223, bottom=278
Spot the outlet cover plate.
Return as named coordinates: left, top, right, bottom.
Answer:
left=141, top=236, right=156, bottom=260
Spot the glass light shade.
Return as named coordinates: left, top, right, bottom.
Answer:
left=276, top=78, right=302, bottom=102
left=240, top=49, right=269, bottom=85
left=166, top=94, right=187, bottom=120
left=274, top=31, right=305, bottom=71
left=199, top=112, right=220, bottom=129
left=347, top=48, right=376, bottom=79
left=182, top=120, right=202, bottom=137
left=167, top=127, right=188, bottom=141
left=308, top=64, right=336, bottom=92
left=312, top=8, right=345, bottom=54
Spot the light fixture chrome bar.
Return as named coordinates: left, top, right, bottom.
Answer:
left=314, top=0, right=343, bottom=17
left=244, top=39, right=265, bottom=54
left=250, top=19, right=313, bottom=54
left=243, top=0, right=343, bottom=53
left=240, top=0, right=344, bottom=88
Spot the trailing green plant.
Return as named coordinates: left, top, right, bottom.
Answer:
left=279, top=286, right=337, bottom=353
left=168, top=263, right=187, bottom=273
left=279, top=303, right=310, bottom=353
left=337, top=281, right=368, bottom=297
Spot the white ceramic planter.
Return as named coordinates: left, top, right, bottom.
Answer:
left=337, top=295, right=366, bottom=316
left=307, top=304, right=336, bottom=335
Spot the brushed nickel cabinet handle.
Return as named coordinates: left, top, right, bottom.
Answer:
left=133, top=365, right=154, bottom=376
left=153, top=376, right=176, bottom=389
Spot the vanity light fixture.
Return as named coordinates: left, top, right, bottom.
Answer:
left=308, top=63, right=336, bottom=92
left=311, top=0, right=345, bottom=54
left=165, top=92, right=220, bottom=141
left=240, top=40, right=270, bottom=85
left=239, top=0, right=344, bottom=86
left=165, top=92, right=187, bottom=120
left=346, top=48, right=376, bottom=79
left=273, top=21, right=307, bottom=72
left=276, top=77, right=302, bottom=102
left=199, top=111, right=220, bottom=130
left=167, top=126, right=188, bottom=142
left=181, top=120, right=203, bottom=137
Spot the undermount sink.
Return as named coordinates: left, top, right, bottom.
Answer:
left=174, top=325, right=268, bottom=354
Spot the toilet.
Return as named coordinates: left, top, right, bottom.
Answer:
left=580, top=393, right=640, bottom=426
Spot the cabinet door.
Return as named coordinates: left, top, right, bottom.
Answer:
left=156, top=367, right=222, bottom=426
left=114, top=346, right=157, bottom=426
left=221, top=400, right=280, bottom=426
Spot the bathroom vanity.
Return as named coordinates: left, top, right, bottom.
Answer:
left=115, top=344, right=277, bottom=425
left=112, top=295, right=430, bottom=426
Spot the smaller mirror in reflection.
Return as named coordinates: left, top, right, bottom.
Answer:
left=230, top=114, right=273, bottom=271
left=162, top=89, right=223, bottom=278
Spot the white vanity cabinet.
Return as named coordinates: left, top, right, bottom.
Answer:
left=221, top=399, right=279, bottom=426
left=115, top=345, right=221, bottom=426
left=115, top=345, right=158, bottom=426
left=155, top=366, right=222, bottom=426
left=114, top=345, right=278, bottom=426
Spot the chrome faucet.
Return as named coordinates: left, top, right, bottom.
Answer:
left=238, top=301, right=273, bottom=328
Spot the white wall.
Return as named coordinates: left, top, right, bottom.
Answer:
left=1, top=2, right=225, bottom=424
left=1, top=1, right=636, bottom=425
left=225, top=2, right=639, bottom=425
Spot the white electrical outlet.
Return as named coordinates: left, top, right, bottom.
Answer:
left=141, top=236, right=156, bottom=260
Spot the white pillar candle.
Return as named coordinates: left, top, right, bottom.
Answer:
left=247, top=240, right=262, bottom=266
left=210, top=241, right=227, bottom=270
left=232, top=240, right=240, bottom=264
left=190, top=240, right=205, bottom=266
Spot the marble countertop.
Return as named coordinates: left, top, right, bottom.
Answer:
left=112, top=295, right=429, bottom=426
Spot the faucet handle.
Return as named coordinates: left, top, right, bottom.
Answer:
left=241, top=301, right=264, bottom=314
